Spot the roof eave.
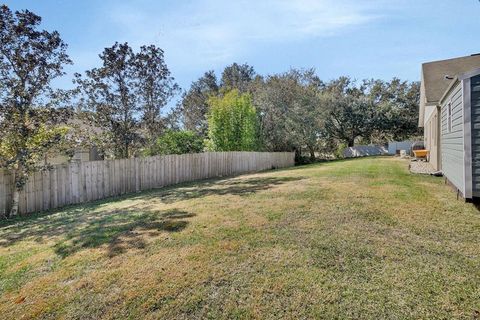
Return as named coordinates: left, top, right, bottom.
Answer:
left=458, top=67, right=480, bottom=81
left=419, top=69, right=426, bottom=127
left=437, top=68, right=480, bottom=105
left=439, top=77, right=460, bottom=105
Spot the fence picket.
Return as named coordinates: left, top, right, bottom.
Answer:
left=0, top=152, right=293, bottom=215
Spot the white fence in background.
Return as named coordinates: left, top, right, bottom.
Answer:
left=0, top=151, right=295, bottom=216
left=343, top=145, right=388, bottom=158
left=388, top=141, right=414, bottom=155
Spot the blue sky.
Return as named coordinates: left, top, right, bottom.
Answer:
left=3, top=0, right=480, bottom=93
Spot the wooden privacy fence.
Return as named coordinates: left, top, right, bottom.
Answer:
left=0, top=151, right=294, bottom=215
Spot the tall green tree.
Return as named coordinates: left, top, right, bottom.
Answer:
left=177, top=63, right=255, bottom=137
left=286, top=70, right=326, bottom=160
left=207, top=90, right=259, bottom=151
left=323, top=93, right=378, bottom=147
left=362, top=78, right=421, bottom=141
left=220, top=62, right=255, bottom=92
left=133, top=45, right=179, bottom=144
left=0, top=5, right=72, bottom=217
left=253, top=69, right=325, bottom=159
left=177, top=71, right=218, bottom=137
left=75, top=42, right=140, bottom=159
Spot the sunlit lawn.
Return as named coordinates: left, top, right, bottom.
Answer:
left=1, top=157, right=480, bottom=319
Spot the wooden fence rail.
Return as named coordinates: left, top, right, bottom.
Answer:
left=0, top=151, right=294, bottom=216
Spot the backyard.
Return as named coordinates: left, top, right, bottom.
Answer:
left=1, top=157, right=480, bottom=319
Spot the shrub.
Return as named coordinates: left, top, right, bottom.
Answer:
left=150, top=130, right=204, bottom=155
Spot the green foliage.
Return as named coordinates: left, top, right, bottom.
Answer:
left=207, top=90, right=259, bottom=151
left=74, top=42, right=178, bottom=159
left=335, top=142, right=348, bottom=159
left=0, top=5, right=73, bottom=216
left=134, top=45, right=180, bottom=141
left=220, top=63, right=255, bottom=92
left=253, top=69, right=326, bottom=159
left=322, top=77, right=420, bottom=148
left=180, top=72, right=420, bottom=160
left=149, top=130, right=204, bottom=155
left=366, top=78, right=421, bottom=141
left=0, top=124, right=70, bottom=171
left=176, top=63, right=255, bottom=139
left=323, top=94, right=378, bottom=147
left=74, top=42, right=139, bottom=159
left=176, top=71, right=219, bottom=137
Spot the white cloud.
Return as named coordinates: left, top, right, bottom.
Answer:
left=106, top=0, right=384, bottom=72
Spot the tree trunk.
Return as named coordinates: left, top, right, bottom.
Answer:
left=9, top=169, right=20, bottom=217
left=294, top=147, right=302, bottom=164
left=308, top=146, right=316, bottom=162
left=9, top=189, right=20, bottom=217
left=124, top=141, right=129, bottom=159
left=347, top=139, right=355, bottom=147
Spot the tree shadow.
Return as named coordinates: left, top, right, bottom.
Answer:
left=0, top=175, right=304, bottom=250
left=0, top=205, right=96, bottom=247
left=140, top=176, right=306, bottom=204
left=0, top=207, right=194, bottom=259
left=53, top=208, right=194, bottom=258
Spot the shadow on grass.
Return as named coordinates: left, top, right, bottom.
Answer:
left=0, top=207, right=194, bottom=258
left=54, top=208, right=194, bottom=258
left=139, top=176, right=306, bottom=204
left=0, top=175, right=303, bottom=253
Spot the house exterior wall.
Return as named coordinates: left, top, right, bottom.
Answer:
left=45, top=148, right=100, bottom=165
left=424, top=108, right=440, bottom=170
left=423, top=105, right=436, bottom=127
left=470, top=75, right=480, bottom=196
left=440, top=81, right=465, bottom=195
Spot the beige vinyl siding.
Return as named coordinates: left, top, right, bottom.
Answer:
left=424, top=108, right=440, bottom=170
left=471, top=75, right=480, bottom=196
left=441, top=81, right=464, bottom=194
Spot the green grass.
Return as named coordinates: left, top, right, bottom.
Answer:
left=1, top=157, right=480, bottom=319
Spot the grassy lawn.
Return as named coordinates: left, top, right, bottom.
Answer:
left=1, top=157, right=480, bottom=319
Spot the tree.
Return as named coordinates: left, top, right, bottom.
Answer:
left=253, top=69, right=325, bottom=160
left=321, top=77, right=420, bottom=147
left=0, top=5, right=72, bottom=217
left=178, top=71, right=218, bottom=137
left=134, top=45, right=179, bottom=144
left=320, top=77, right=382, bottom=148
left=149, top=130, right=204, bottom=155
left=253, top=74, right=297, bottom=153
left=207, top=89, right=259, bottom=151
left=363, top=78, right=420, bottom=141
left=74, top=42, right=140, bottom=159
left=323, top=93, right=378, bottom=147
left=221, top=62, right=255, bottom=92
left=176, top=63, right=256, bottom=137
left=285, top=70, right=326, bottom=161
